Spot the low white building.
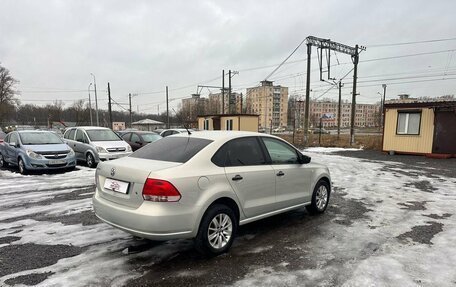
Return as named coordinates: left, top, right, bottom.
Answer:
left=131, top=119, right=165, bottom=131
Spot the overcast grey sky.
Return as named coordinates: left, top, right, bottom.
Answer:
left=1, top=0, right=456, bottom=113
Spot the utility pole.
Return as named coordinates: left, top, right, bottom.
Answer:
left=107, top=82, right=112, bottom=129
left=381, top=84, right=387, bottom=128
left=337, top=81, right=343, bottom=139
left=228, top=70, right=232, bottom=114
left=350, top=45, right=359, bottom=146
left=88, top=83, right=93, bottom=126
left=221, top=70, right=225, bottom=114
left=303, top=36, right=365, bottom=146
left=240, top=92, right=243, bottom=114
left=91, top=73, right=99, bottom=126
left=166, top=86, right=169, bottom=128
left=129, top=93, right=132, bottom=128
left=319, top=117, right=322, bottom=146
left=304, top=43, right=312, bottom=145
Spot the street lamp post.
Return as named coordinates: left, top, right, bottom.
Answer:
left=90, top=73, right=99, bottom=126
left=88, top=83, right=93, bottom=126
left=381, top=84, right=387, bottom=128
left=377, top=91, right=383, bottom=127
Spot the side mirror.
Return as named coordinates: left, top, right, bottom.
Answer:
left=298, top=153, right=311, bottom=164
left=9, top=142, right=17, bottom=148
left=135, top=141, right=142, bottom=145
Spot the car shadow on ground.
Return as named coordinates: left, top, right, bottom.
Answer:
left=123, top=206, right=333, bottom=286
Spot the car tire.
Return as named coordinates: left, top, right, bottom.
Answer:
left=195, top=204, right=237, bottom=256
left=0, top=154, right=7, bottom=168
left=18, top=158, right=28, bottom=175
left=86, top=153, right=96, bottom=168
left=306, top=180, right=330, bottom=215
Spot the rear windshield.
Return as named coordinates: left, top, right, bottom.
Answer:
left=86, top=129, right=121, bottom=141
left=130, top=137, right=212, bottom=163
left=19, top=132, right=63, bottom=145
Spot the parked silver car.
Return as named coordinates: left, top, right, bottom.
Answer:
left=63, top=127, right=132, bottom=168
left=93, top=131, right=331, bottom=255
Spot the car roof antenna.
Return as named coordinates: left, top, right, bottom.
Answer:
left=171, top=108, right=192, bottom=135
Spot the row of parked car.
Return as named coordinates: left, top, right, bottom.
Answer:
left=0, top=127, right=190, bottom=174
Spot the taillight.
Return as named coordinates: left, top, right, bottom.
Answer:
left=142, top=178, right=181, bottom=202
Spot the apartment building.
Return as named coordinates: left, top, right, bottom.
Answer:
left=181, top=94, right=208, bottom=122
left=246, top=81, right=288, bottom=129
left=207, top=92, right=243, bottom=114
left=294, top=100, right=380, bottom=128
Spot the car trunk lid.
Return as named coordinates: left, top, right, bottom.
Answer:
left=96, top=157, right=181, bottom=208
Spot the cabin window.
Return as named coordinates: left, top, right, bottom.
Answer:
left=226, top=119, right=233, bottom=130
left=204, top=119, right=210, bottom=130
left=397, top=111, right=421, bottom=135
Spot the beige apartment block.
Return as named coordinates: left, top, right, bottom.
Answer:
left=246, top=81, right=288, bottom=129
left=294, top=100, right=380, bottom=128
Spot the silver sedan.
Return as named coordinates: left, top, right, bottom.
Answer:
left=92, top=131, right=331, bottom=256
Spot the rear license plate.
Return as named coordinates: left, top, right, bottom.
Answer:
left=104, top=178, right=129, bottom=194
left=48, top=159, right=66, bottom=165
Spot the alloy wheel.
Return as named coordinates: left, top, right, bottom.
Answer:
left=18, top=159, right=25, bottom=174
left=316, top=185, right=328, bottom=210
left=207, top=213, right=233, bottom=250
left=87, top=154, right=94, bottom=168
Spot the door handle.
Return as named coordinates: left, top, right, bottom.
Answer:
left=232, top=175, right=243, bottom=181
left=276, top=171, right=285, bottom=176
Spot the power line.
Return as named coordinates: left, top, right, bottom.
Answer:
left=263, top=38, right=308, bottom=80
left=361, top=49, right=456, bottom=63
left=367, top=37, right=456, bottom=48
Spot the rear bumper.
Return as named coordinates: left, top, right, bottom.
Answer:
left=92, top=191, right=196, bottom=240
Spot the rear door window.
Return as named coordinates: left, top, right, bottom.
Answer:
left=213, top=137, right=266, bottom=167
left=130, top=137, right=212, bottom=163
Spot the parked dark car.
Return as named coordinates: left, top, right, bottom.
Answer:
left=312, top=128, right=330, bottom=134
left=120, top=131, right=162, bottom=151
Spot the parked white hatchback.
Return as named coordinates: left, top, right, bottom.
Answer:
left=93, top=131, right=331, bottom=255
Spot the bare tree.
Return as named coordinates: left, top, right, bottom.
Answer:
left=0, top=64, right=20, bottom=124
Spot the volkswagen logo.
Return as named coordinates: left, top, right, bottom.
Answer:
left=111, top=168, right=116, bottom=176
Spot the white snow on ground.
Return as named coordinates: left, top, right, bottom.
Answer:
left=303, top=147, right=362, bottom=153
left=0, top=152, right=455, bottom=286
left=233, top=152, right=456, bottom=287
left=0, top=167, right=193, bottom=287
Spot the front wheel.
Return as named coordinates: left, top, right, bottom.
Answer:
left=195, top=204, right=237, bottom=256
left=306, top=180, right=330, bottom=215
left=86, top=153, right=96, bottom=168
left=0, top=154, right=7, bottom=168
left=18, top=158, right=28, bottom=175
